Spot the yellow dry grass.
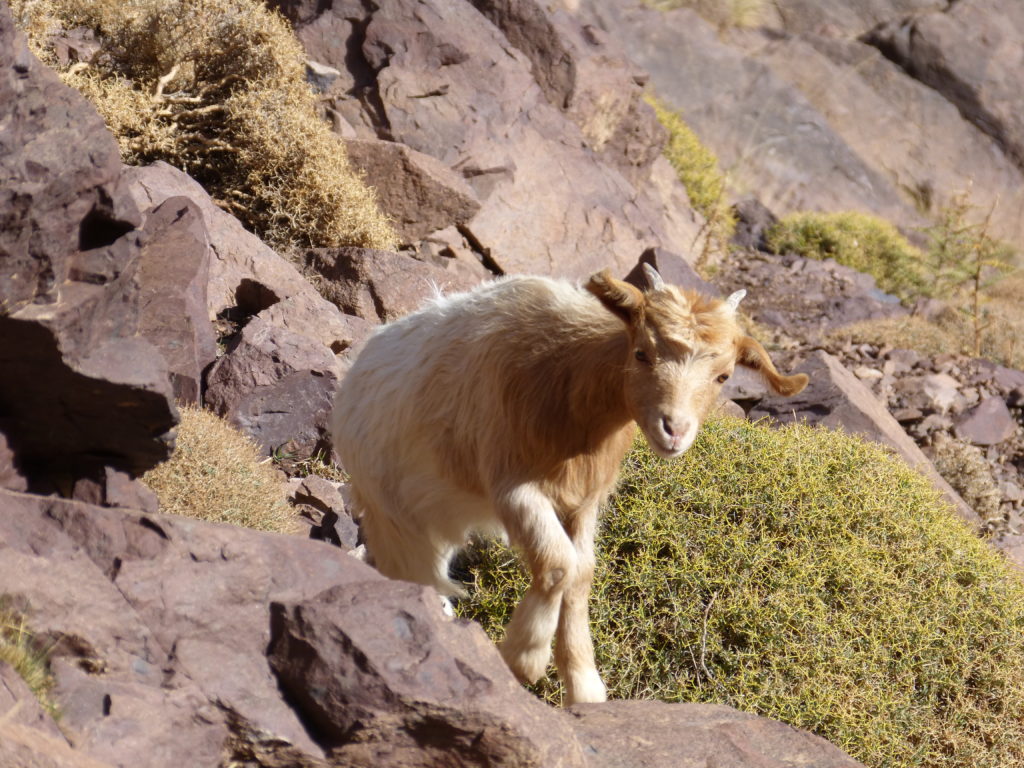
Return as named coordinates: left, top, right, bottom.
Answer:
left=10, top=0, right=396, bottom=252
left=142, top=405, right=297, bottom=533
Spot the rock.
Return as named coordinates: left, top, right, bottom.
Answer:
left=342, top=138, right=481, bottom=244
left=0, top=432, right=27, bottom=492
left=304, top=247, right=482, bottom=322
left=749, top=351, right=979, bottom=526
left=767, top=0, right=943, bottom=37
left=0, top=487, right=390, bottom=764
left=0, top=661, right=64, bottom=742
left=744, top=31, right=1024, bottom=247
left=205, top=317, right=344, bottom=456
left=291, top=476, right=360, bottom=549
left=921, top=373, right=961, bottom=413
left=1, top=7, right=176, bottom=484
left=135, top=197, right=217, bottom=404
left=123, top=162, right=360, bottom=356
left=272, top=0, right=704, bottom=279
left=731, top=198, right=778, bottom=252
left=865, top=0, right=1024, bottom=174
left=955, top=397, right=1018, bottom=446
left=584, top=1, right=923, bottom=235
left=470, top=0, right=665, bottom=183
left=268, top=580, right=585, bottom=767
left=569, top=700, right=864, bottom=768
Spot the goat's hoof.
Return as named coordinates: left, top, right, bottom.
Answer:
left=564, top=669, right=607, bottom=705
left=499, top=641, right=551, bottom=685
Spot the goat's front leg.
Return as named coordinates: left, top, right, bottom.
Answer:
left=495, top=483, right=577, bottom=686
left=555, top=506, right=606, bottom=704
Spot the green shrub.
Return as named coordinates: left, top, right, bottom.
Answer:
left=459, top=418, right=1024, bottom=768
left=646, top=94, right=735, bottom=266
left=142, top=405, right=296, bottom=533
left=766, top=211, right=929, bottom=301
left=11, top=0, right=396, bottom=252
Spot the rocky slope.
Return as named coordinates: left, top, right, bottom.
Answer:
left=2, top=0, right=1023, bottom=765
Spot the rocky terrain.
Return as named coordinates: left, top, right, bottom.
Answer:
left=2, top=0, right=1022, bottom=765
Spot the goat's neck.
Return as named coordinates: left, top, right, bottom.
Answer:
left=561, top=318, right=633, bottom=444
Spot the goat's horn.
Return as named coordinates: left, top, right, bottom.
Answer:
left=642, top=263, right=665, bottom=292
left=725, top=289, right=746, bottom=311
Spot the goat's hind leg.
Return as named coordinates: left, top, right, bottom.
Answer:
left=555, top=506, right=606, bottom=704
left=494, top=484, right=577, bottom=685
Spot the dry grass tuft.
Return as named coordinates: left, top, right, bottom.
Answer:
left=142, top=405, right=297, bottom=533
left=927, top=433, right=1003, bottom=530
left=10, top=0, right=396, bottom=252
left=645, top=0, right=765, bottom=29
left=0, top=603, right=58, bottom=720
left=460, top=418, right=1024, bottom=768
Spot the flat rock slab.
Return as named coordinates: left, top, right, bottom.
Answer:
left=955, top=396, right=1018, bottom=446
left=569, top=700, right=864, bottom=768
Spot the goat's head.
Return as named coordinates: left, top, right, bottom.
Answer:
left=587, top=265, right=809, bottom=458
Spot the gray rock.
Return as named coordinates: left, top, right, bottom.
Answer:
left=304, top=247, right=482, bottom=322
left=342, top=138, right=481, bottom=244
left=205, top=317, right=344, bottom=455
left=955, top=397, right=1018, bottom=446
left=268, top=580, right=586, bottom=767
left=0, top=7, right=176, bottom=483
left=569, top=700, right=864, bottom=768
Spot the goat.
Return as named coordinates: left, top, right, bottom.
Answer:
left=330, top=265, right=808, bottom=704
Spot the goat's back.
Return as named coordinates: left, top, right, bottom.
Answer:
left=331, top=276, right=618, bottom=497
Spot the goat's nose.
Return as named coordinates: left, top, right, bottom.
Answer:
left=661, top=416, right=676, bottom=437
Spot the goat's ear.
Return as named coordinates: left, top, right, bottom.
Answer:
left=586, top=269, right=646, bottom=325
left=736, top=336, right=809, bottom=396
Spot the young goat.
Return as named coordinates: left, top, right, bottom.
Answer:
left=330, top=265, right=808, bottom=704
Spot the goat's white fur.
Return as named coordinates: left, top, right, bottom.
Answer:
left=331, top=269, right=807, bottom=704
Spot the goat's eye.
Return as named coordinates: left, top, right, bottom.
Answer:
left=635, top=349, right=650, bottom=364
left=716, top=372, right=730, bottom=384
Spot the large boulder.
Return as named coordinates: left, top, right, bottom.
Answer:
left=0, top=5, right=176, bottom=485
left=582, top=1, right=925, bottom=237
left=865, top=0, right=1024, bottom=175
left=269, top=581, right=585, bottom=767
left=205, top=317, right=345, bottom=456
left=269, top=0, right=706, bottom=278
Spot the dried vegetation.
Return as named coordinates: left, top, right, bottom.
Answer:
left=10, top=0, right=396, bottom=252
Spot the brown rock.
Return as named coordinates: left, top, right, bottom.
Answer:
left=569, top=700, right=864, bottom=768
left=866, top=0, right=1024, bottom=174
left=955, top=397, right=1018, bottom=446
left=768, top=0, right=944, bottom=38
left=584, top=1, right=924, bottom=236
left=749, top=351, right=979, bottom=526
left=123, top=162, right=361, bottom=356
left=0, top=8, right=176, bottom=483
left=343, top=138, right=481, bottom=244
left=291, top=476, right=359, bottom=549
left=205, top=317, right=344, bottom=455
left=268, top=580, right=585, bottom=767
left=135, top=197, right=217, bottom=404
left=0, top=432, right=27, bottom=492
left=273, top=0, right=704, bottom=278
left=304, top=247, right=482, bottom=322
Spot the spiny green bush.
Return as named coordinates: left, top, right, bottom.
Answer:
left=646, top=94, right=735, bottom=267
left=142, top=405, right=296, bottom=533
left=766, top=211, right=929, bottom=301
left=11, top=0, right=396, bottom=252
left=459, top=418, right=1024, bottom=768
left=0, top=603, right=58, bottom=719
